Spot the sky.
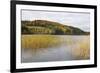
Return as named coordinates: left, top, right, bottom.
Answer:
left=22, top=10, right=90, bottom=32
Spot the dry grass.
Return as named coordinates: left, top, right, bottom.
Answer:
left=21, top=35, right=61, bottom=50
left=22, top=35, right=90, bottom=59
left=72, top=37, right=90, bottom=59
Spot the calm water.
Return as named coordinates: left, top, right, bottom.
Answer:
left=21, top=35, right=90, bottom=63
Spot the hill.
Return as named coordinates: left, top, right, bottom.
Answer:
left=21, top=20, right=90, bottom=35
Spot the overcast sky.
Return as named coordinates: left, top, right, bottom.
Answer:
left=22, top=10, right=90, bottom=32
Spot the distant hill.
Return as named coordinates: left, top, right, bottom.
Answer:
left=21, top=20, right=90, bottom=35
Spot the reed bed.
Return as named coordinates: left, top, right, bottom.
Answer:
left=21, top=35, right=61, bottom=50
left=22, top=35, right=90, bottom=60
left=71, top=36, right=90, bottom=59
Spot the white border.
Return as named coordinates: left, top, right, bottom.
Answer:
left=16, top=4, right=94, bottom=69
